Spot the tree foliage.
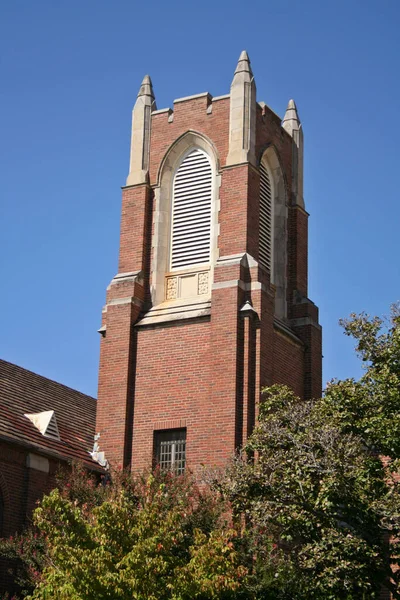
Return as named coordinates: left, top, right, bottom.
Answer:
left=26, top=466, right=245, bottom=600
left=2, top=307, right=400, bottom=599
left=323, top=306, right=400, bottom=457
left=0, top=529, right=45, bottom=599
left=221, top=306, right=400, bottom=599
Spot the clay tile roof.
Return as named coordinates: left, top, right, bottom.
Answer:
left=0, top=359, right=99, bottom=469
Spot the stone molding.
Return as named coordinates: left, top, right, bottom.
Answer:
left=135, top=299, right=211, bottom=327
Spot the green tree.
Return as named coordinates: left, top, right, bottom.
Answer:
left=3, top=307, right=400, bottom=599
left=222, top=307, right=400, bottom=599
left=25, top=466, right=246, bottom=600
left=0, top=529, right=46, bottom=599
left=323, top=306, right=400, bottom=457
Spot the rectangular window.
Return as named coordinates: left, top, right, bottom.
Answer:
left=154, top=429, right=186, bottom=475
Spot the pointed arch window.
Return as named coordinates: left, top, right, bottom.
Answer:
left=170, top=149, right=213, bottom=271
left=259, top=148, right=288, bottom=319
left=259, top=162, right=273, bottom=277
left=151, top=134, right=219, bottom=308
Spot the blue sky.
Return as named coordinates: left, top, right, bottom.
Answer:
left=1, top=0, right=399, bottom=397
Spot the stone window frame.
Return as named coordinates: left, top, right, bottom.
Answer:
left=151, top=131, right=220, bottom=307
left=153, top=428, right=187, bottom=475
left=260, top=146, right=288, bottom=319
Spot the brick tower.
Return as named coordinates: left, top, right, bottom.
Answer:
left=95, top=51, right=322, bottom=474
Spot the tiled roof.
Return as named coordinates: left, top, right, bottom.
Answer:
left=0, top=359, right=99, bottom=469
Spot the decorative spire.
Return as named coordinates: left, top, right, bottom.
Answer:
left=282, top=99, right=304, bottom=208
left=126, top=74, right=157, bottom=186
left=137, top=74, right=156, bottom=103
left=282, top=99, right=301, bottom=136
left=234, top=50, right=253, bottom=77
left=226, top=51, right=257, bottom=167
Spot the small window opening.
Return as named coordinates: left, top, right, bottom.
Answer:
left=154, top=429, right=186, bottom=475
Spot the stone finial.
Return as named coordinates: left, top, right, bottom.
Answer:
left=282, top=99, right=304, bottom=208
left=226, top=51, right=257, bottom=167
left=240, top=299, right=259, bottom=319
left=126, top=75, right=157, bottom=186
left=137, top=74, right=156, bottom=101
left=234, top=50, right=253, bottom=76
left=282, top=99, right=301, bottom=137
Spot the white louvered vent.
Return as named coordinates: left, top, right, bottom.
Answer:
left=171, top=149, right=212, bottom=270
left=24, top=410, right=60, bottom=441
left=259, top=163, right=273, bottom=273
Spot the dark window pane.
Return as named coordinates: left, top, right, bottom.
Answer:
left=154, top=429, right=186, bottom=475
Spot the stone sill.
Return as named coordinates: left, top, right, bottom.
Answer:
left=135, top=298, right=211, bottom=328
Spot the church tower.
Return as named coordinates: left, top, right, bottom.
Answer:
left=96, top=52, right=322, bottom=473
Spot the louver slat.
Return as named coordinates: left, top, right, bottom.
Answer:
left=259, top=163, right=272, bottom=272
left=171, top=149, right=212, bottom=269
left=45, top=414, right=60, bottom=440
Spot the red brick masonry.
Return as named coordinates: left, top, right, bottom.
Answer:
left=96, top=93, right=322, bottom=473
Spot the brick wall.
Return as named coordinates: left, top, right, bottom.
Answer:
left=96, top=90, right=322, bottom=472
left=0, top=440, right=61, bottom=536
left=132, top=320, right=213, bottom=472
left=0, top=440, right=59, bottom=595
left=273, top=329, right=305, bottom=398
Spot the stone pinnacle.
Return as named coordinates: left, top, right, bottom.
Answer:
left=282, top=99, right=301, bottom=134
left=234, top=50, right=253, bottom=76
left=137, top=74, right=155, bottom=100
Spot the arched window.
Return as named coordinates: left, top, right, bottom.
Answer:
left=170, top=149, right=213, bottom=270
left=259, top=162, right=273, bottom=277
left=151, top=133, right=219, bottom=307
left=259, top=148, right=288, bottom=319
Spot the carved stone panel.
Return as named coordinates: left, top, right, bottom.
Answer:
left=166, top=277, right=178, bottom=300
left=198, top=272, right=209, bottom=295
left=165, top=270, right=210, bottom=301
